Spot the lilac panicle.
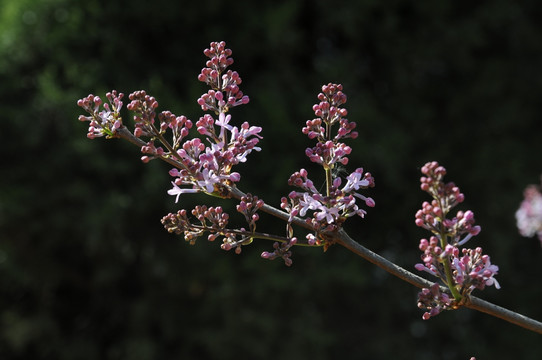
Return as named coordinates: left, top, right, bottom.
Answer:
left=303, top=84, right=357, bottom=167
left=77, top=41, right=261, bottom=202
left=197, top=41, right=249, bottom=112
left=78, top=41, right=266, bottom=260
left=261, top=238, right=297, bottom=267
left=236, top=193, right=264, bottom=234
left=417, top=283, right=453, bottom=320
left=414, top=161, right=499, bottom=320
left=77, top=91, right=124, bottom=139
left=282, top=84, right=374, bottom=250
left=167, top=41, right=260, bottom=199
left=161, top=206, right=230, bottom=245
left=161, top=193, right=265, bottom=256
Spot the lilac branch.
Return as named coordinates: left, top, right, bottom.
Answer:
left=76, top=41, right=542, bottom=336
left=92, top=125, right=542, bottom=334
left=233, top=185, right=542, bottom=334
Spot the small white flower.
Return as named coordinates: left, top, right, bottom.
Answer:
left=197, top=168, right=220, bottom=193
left=298, top=193, right=323, bottom=217
left=342, top=170, right=369, bottom=193
left=167, top=182, right=198, bottom=203
left=315, top=206, right=339, bottom=224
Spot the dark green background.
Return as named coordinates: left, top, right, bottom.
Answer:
left=1, top=0, right=542, bottom=359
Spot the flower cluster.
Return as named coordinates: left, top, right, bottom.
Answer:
left=416, top=238, right=500, bottom=295
left=77, top=42, right=261, bottom=202
left=279, top=84, right=375, bottom=251
left=281, top=167, right=375, bottom=241
left=515, top=182, right=542, bottom=245
left=161, top=193, right=266, bottom=255
left=77, top=42, right=267, bottom=258
left=417, top=283, right=454, bottom=320
left=161, top=206, right=230, bottom=245
left=167, top=42, right=261, bottom=198
left=236, top=193, right=265, bottom=233
left=302, top=84, right=358, bottom=164
left=77, top=91, right=124, bottom=139
left=197, top=42, right=249, bottom=113
left=261, top=238, right=297, bottom=267
left=414, top=161, right=499, bottom=320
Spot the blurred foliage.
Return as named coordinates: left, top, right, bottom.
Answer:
left=1, top=0, right=542, bottom=359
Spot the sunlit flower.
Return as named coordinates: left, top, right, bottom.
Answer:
left=167, top=182, right=199, bottom=203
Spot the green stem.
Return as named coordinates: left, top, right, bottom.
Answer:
left=325, top=167, right=332, bottom=197
left=437, top=197, right=462, bottom=302
left=191, top=225, right=319, bottom=247
left=324, top=109, right=333, bottom=197
left=442, top=251, right=462, bottom=301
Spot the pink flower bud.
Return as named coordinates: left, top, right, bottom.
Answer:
left=470, top=226, right=481, bottom=235
left=134, top=127, right=143, bottom=137
left=415, top=263, right=426, bottom=271
left=444, top=244, right=455, bottom=255
left=419, top=239, right=428, bottom=250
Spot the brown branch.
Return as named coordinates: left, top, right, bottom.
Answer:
left=334, top=228, right=542, bottom=335
left=467, top=296, right=542, bottom=334
left=334, top=229, right=433, bottom=289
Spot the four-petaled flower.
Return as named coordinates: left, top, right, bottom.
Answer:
left=167, top=182, right=199, bottom=203
left=197, top=168, right=221, bottom=193
left=342, top=169, right=370, bottom=192
left=298, top=193, right=323, bottom=217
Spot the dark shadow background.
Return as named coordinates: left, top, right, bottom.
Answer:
left=1, top=0, right=542, bottom=359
